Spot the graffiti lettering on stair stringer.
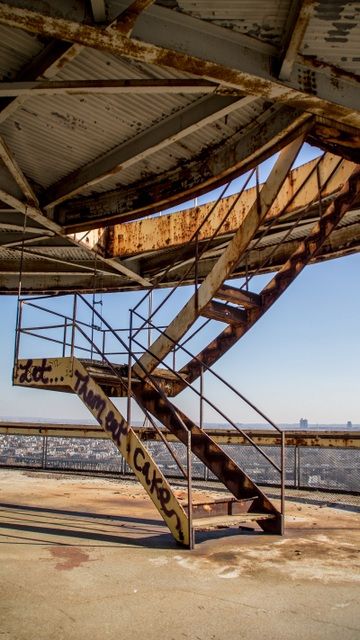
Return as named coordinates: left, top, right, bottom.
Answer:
left=73, top=369, right=106, bottom=422
left=73, top=367, right=184, bottom=541
left=134, top=447, right=183, bottom=539
left=104, top=410, right=128, bottom=444
left=17, top=358, right=53, bottom=384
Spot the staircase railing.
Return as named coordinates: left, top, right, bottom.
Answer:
left=14, top=292, right=197, bottom=546
left=14, top=290, right=286, bottom=531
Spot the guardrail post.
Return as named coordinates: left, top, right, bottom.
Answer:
left=187, top=428, right=194, bottom=549
left=14, top=298, right=23, bottom=365
left=70, top=294, right=77, bottom=357
left=62, top=318, right=67, bottom=357
left=281, top=430, right=285, bottom=535
left=127, top=310, right=133, bottom=430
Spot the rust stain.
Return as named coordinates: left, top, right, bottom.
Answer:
left=49, top=546, right=90, bottom=571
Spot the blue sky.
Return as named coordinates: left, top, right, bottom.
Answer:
left=1, top=143, right=359, bottom=425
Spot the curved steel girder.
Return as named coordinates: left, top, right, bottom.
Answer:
left=56, top=107, right=313, bottom=232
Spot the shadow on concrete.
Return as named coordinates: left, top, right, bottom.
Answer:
left=0, top=501, right=179, bottom=549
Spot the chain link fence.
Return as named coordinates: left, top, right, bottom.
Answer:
left=1, top=434, right=359, bottom=493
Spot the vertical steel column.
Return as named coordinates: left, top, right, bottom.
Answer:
left=102, top=329, right=106, bottom=362
left=42, top=436, right=48, bottom=470
left=13, top=298, right=23, bottom=365
left=62, top=319, right=67, bottom=357
left=187, top=428, right=194, bottom=549
left=70, top=294, right=78, bottom=357
left=280, top=430, right=285, bottom=535
left=127, top=310, right=133, bottom=430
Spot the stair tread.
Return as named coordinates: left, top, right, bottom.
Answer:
left=192, top=513, right=275, bottom=529
left=182, top=496, right=256, bottom=507
left=216, top=285, right=261, bottom=308
left=201, top=300, right=247, bottom=325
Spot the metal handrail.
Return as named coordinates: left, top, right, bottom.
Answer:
left=131, top=310, right=281, bottom=471
left=131, top=169, right=256, bottom=340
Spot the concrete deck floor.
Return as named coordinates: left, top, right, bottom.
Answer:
left=0, top=469, right=359, bottom=640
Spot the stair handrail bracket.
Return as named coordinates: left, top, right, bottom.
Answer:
left=13, top=355, right=190, bottom=547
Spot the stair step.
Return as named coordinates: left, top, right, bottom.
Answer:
left=183, top=496, right=256, bottom=518
left=216, top=285, right=261, bottom=309
left=193, top=513, right=275, bottom=530
left=201, top=300, right=247, bottom=325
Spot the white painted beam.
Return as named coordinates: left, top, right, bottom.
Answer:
left=0, top=187, right=150, bottom=285
left=90, top=0, right=106, bottom=23
left=0, top=79, right=219, bottom=97
left=279, top=1, right=315, bottom=81
left=0, top=135, right=39, bottom=205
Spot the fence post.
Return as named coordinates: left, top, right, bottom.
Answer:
left=42, top=436, right=48, bottom=470
left=280, top=430, right=285, bottom=535
left=187, top=428, right=194, bottom=549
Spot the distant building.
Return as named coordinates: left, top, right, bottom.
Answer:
left=299, top=418, right=308, bottom=429
left=347, top=421, right=352, bottom=429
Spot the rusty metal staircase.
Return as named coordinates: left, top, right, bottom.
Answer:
left=13, top=287, right=284, bottom=547
left=12, top=137, right=360, bottom=547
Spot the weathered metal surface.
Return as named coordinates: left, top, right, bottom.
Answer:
left=180, top=164, right=360, bottom=385
left=201, top=300, right=247, bottom=325
left=13, top=356, right=190, bottom=546
left=0, top=2, right=357, bottom=294
left=134, top=135, right=306, bottom=377
left=0, top=2, right=358, bottom=129
left=132, top=382, right=281, bottom=532
left=43, top=95, right=255, bottom=208
left=278, top=0, right=315, bottom=81
left=0, top=78, right=221, bottom=97
left=111, top=154, right=355, bottom=257
left=1, top=421, right=359, bottom=448
left=58, top=107, right=310, bottom=231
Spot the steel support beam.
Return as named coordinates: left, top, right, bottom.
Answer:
left=44, top=95, right=252, bottom=207
left=90, top=0, right=106, bottom=23
left=0, top=78, right=219, bottom=97
left=58, top=107, right=312, bottom=231
left=134, top=134, right=306, bottom=376
left=279, top=1, right=314, bottom=81
left=1, top=422, right=359, bottom=447
left=110, top=154, right=355, bottom=257
left=0, top=136, right=38, bottom=205
left=0, top=188, right=150, bottom=285
left=0, top=2, right=358, bottom=129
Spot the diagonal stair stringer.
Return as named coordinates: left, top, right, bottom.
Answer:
left=13, top=356, right=190, bottom=546
left=133, top=383, right=282, bottom=534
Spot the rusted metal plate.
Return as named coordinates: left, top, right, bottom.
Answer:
left=111, top=154, right=355, bottom=257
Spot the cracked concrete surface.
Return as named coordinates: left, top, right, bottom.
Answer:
left=0, top=469, right=359, bottom=640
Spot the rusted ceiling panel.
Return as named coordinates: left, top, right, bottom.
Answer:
left=0, top=24, right=44, bottom=80
left=176, top=0, right=291, bottom=46
left=0, top=79, right=199, bottom=190
left=74, top=97, right=267, bottom=198
left=301, top=2, right=360, bottom=74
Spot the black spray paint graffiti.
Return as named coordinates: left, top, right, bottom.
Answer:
left=73, top=369, right=106, bottom=423
left=134, top=448, right=183, bottom=539
left=17, top=358, right=59, bottom=385
left=73, top=367, right=184, bottom=540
